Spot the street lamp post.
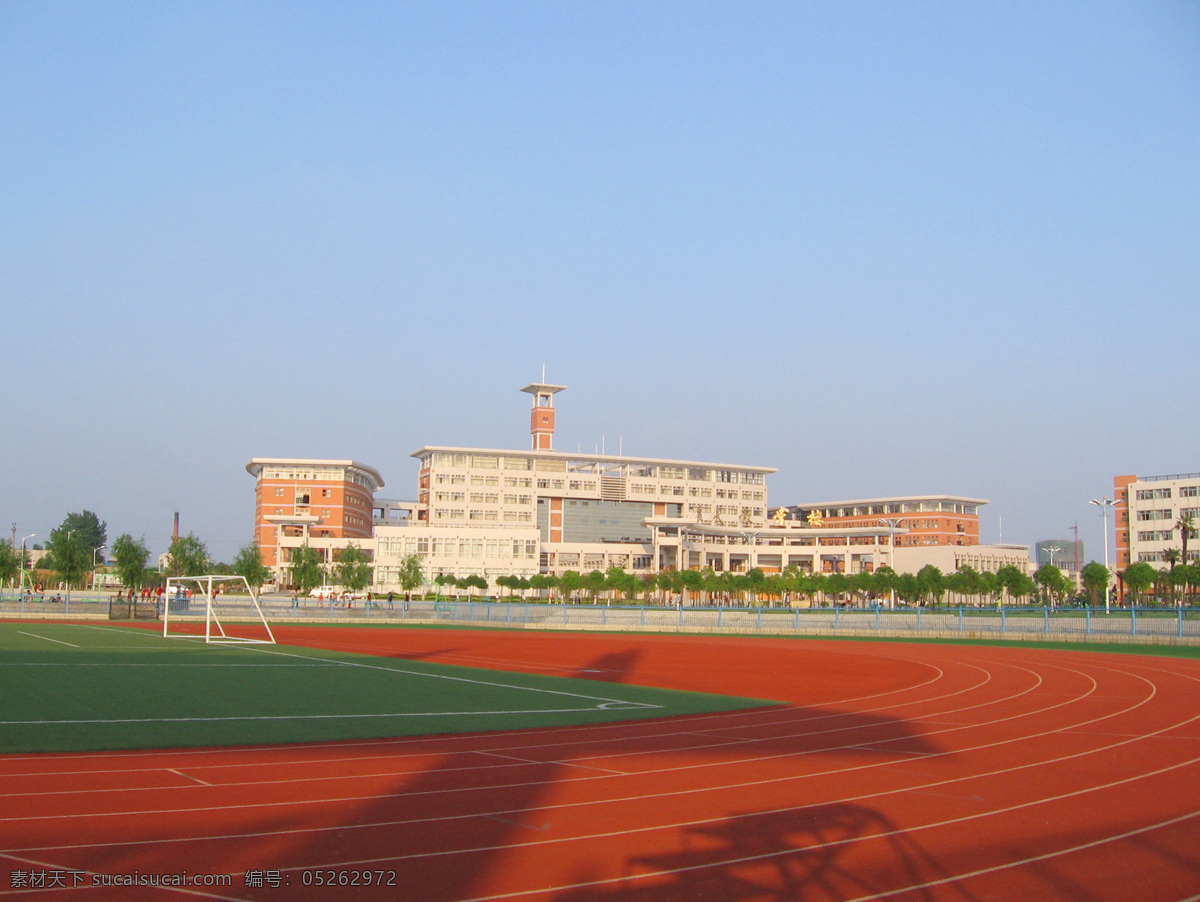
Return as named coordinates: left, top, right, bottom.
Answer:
left=1089, top=498, right=1116, bottom=614
left=876, top=518, right=909, bottom=609
left=92, top=544, right=107, bottom=591
left=1043, top=545, right=1060, bottom=608
left=19, top=534, right=35, bottom=596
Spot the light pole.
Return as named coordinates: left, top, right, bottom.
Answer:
left=20, top=534, right=35, bottom=594
left=92, top=544, right=107, bottom=590
left=1089, top=498, right=1116, bottom=614
left=1043, top=544, right=1060, bottom=607
left=877, top=518, right=909, bottom=609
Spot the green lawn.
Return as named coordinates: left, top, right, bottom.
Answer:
left=0, top=623, right=776, bottom=754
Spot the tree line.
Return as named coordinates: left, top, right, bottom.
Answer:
left=0, top=510, right=273, bottom=593
left=7, top=510, right=1197, bottom=607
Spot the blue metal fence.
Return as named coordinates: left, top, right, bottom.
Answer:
left=3, top=592, right=1198, bottom=642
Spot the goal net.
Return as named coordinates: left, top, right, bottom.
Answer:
left=161, top=575, right=276, bottom=645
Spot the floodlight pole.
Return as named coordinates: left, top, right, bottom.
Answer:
left=19, top=535, right=35, bottom=594
left=1089, top=497, right=1116, bottom=614
left=92, top=544, right=106, bottom=590
left=877, top=518, right=909, bottom=609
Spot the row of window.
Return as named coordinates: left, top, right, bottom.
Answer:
left=1136, top=488, right=1174, bottom=500
left=422, top=453, right=767, bottom=485
left=376, top=536, right=539, bottom=560
left=433, top=509, right=534, bottom=523
left=433, top=492, right=534, bottom=505
left=260, top=467, right=375, bottom=488
left=1133, top=527, right=1198, bottom=542
left=805, top=502, right=978, bottom=517
left=1132, top=486, right=1200, bottom=501
left=434, top=474, right=537, bottom=488
left=627, top=484, right=765, bottom=500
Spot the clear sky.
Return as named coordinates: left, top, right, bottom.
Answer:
left=3, top=1, right=1198, bottom=565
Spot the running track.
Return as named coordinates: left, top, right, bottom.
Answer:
left=2, top=626, right=1199, bottom=901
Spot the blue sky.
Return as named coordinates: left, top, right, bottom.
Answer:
left=3, top=1, right=1198, bottom=564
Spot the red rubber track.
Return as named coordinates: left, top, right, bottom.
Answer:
left=2, top=626, right=1199, bottom=901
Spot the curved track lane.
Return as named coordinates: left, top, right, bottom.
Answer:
left=1, top=628, right=1198, bottom=901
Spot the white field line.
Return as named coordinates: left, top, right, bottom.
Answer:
left=1, top=651, right=1191, bottom=902
left=14, top=632, right=78, bottom=648
left=26, top=658, right=1173, bottom=900
left=0, top=644, right=955, bottom=766
left=456, top=755, right=1200, bottom=902
left=0, top=655, right=956, bottom=776
left=0, top=659, right=1014, bottom=799
left=5, top=624, right=670, bottom=712
left=1, top=705, right=653, bottom=727
left=0, top=655, right=1106, bottom=814
left=239, top=642, right=661, bottom=708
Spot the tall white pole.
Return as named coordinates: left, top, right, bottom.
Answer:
left=1089, top=497, right=1116, bottom=614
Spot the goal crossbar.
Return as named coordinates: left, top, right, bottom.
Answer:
left=162, top=575, right=276, bottom=645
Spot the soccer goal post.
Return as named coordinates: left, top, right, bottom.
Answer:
left=161, top=575, right=277, bottom=645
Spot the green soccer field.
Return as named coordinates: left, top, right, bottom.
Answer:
left=0, top=623, right=776, bottom=753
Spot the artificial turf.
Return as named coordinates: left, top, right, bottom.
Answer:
left=0, top=622, right=778, bottom=753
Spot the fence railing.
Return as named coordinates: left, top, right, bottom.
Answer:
left=4, top=593, right=1197, bottom=643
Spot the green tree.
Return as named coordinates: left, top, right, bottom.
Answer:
left=44, top=528, right=87, bottom=587
left=1033, top=564, right=1069, bottom=606
left=497, top=574, right=527, bottom=598
left=895, top=572, right=921, bottom=606
left=1152, top=566, right=1175, bottom=605
left=166, top=533, right=209, bottom=577
left=679, top=569, right=705, bottom=605
left=872, top=565, right=899, bottom=607
left=529, top=573, right=558, bottom=601
left=1178, top=514, right=1196, bottom=570
left=288, top=545, right=325, bottom=593
left=584, top=569, right=608, bottom=602
left=1080, top=562, right=1110, bottom=607
left=1120, top=562, right=1157, bottom=606
left=1173, top=563, right=1200, bottom=606
left=746, top=568, right=767, bottom=605
left=1006, top=571, right=1037, bottom=604
left=55, top=511, right=107, bottom=562
left=110, top=534, right=151, bottom=589
left=0, top=541, right=21, bottom=587
left=333, top=543, right=373, bottom=593
left=947, top=566, right=983, bottom=606
left=978, top=570, right=1002, bottom=607
left=555, top=570, right=582, bottom=603
left=1169, top=564, right=1196, bottom=606
left=396, top=554, right=425, bottom=599
left=604, top=567, right=637, bottom=602
left=231, top=541, right=273, bottom=589
left=824, top=571, right=849, bottom=604
left=466, top=574, right=489, bottom=595
left=916, top=565, right=945, bottom=606
left=850, top=570, right=877, bottom=606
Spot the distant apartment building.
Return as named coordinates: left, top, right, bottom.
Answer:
left=1114, top=472, right=1200, bottom=570
left=1035, top=539, right=1084, bottom=574
left=785, top=496, right=984, bottom=547
left=246, top=459, right=384, bottom=571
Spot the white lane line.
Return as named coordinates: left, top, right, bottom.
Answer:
left=15, top=632, right=79, bottom=648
